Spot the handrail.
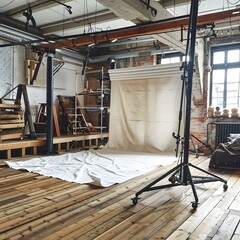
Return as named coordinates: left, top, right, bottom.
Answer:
left=0, top=84, right=20, bottom=100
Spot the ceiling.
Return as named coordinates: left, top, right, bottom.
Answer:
left=0, top=0, right=240, bottom=62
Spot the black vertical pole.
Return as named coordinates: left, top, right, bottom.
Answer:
left=183, top=0, right=199, bottom=182
left=22, top=85, right=37, bottom=139
left=132, top=0, right=227, bottom=208
left=46, top=53, right=54, bottom=154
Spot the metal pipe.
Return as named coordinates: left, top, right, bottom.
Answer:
left=89, top=47, right=175, bottom=63
left=183, top=0, right=199, bottom=181
left=35, top=8, right=240, bottom=50
left=46, top=53, right=54, bottom=154
left=96, top=36, right=155, bottom=48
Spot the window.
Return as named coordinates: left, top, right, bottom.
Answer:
left=210, top=44, right=240, bottom=109
left=157, top=53, right=184, bottom=64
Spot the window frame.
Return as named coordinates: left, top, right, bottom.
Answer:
left=157, top=52, right=184, bottom=64
left=209, top=43, right=240, bottom=108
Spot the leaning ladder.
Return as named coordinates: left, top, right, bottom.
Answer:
left=57, top=95, right=89, bottom=134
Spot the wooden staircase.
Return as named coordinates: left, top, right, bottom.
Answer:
left=0, top=101, right=24, bottom=141
left=57, top=95, right=89, bottom=135
left=0, top=84, right=37, bottom=141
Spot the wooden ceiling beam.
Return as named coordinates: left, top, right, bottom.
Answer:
left=41, top=10, right=118, bottom=35
left=161, top=0, right=207, bottom=8
left=35, top=8, right=240, bottom=51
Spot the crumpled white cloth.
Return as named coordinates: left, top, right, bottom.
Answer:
left=5, top=149, right=176, bottom=187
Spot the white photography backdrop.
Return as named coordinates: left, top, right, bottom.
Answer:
left=107, top=63, right=183, bottom=153
left=6, top=63, right=184, bottom=187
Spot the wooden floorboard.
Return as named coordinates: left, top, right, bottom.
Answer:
left=0, top=155, right=239, bottom=240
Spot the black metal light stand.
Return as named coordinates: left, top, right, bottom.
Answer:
left=131, top=0, right=228, bottom=209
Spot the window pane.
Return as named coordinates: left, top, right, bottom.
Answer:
left=227, top=49, right=240, bottom=63
left=212, top=69, right=225, bottom=84
left=213, top=51, right=225, bottom=64
left=171, top=57, right=180, bottom=63
left=227, top=68, right=240, bottom=83
left=161, top=58, right=170, bottom=64
left=212, top=98, right=224, bottom=108
left=212, top=83, right=224, bottom=98
left=227, top=83, right=239, bottom=91
left=182, top=56, right=190, bottom=62
left=226, top=97, right=238, bottom=108
left=227, top=90, right=238, bottom=98
left=227, top=103, right=238, bottom=109
left=211, top=46, right=240, bottom=109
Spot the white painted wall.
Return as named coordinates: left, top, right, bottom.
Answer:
left=0, top=41, right=84, bottom=122
left=0, top=41, right=14, bottom=97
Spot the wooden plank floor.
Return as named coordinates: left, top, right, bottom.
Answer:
left=0, top=155, right=240, bottom=240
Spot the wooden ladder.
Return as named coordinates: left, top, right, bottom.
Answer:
left=57, top=95, right=89, bottom=134
left=34, top=103, right=61, bottom=137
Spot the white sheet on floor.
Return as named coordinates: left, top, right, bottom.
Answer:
left=5, top=150, right=176, bottom=187
left=6, top=64, right=181, bottom=187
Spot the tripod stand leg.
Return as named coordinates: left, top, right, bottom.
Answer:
left=185, top=164, right=199, bottom=209
left=189, top=163, right=228, bottom=191
left=131, top=163, right=183, bottom=205
left=189, top=163, right=228, bottom=183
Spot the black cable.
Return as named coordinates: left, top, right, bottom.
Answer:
left=226, top=0, right=234, bottom=35
left=174, top=0, right=193, bottom=158
left=94, top=0, right=98, bottom=33
left=174, top=0, right=176, bottom=16
left=51, top=0, right=72, bottom=14
left=227, top=0, right=240, bottom=4
left=140, top=0, right=157, bottom=17
left=0, top=0, right=14, bottom=8
left=23, top=6, right=37, bottom=29
left=83, top=0, right=90, bottom=34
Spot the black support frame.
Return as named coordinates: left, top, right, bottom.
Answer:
left=131, top=0, right=228, bottom=209
left=46, top=53, right=54, bottom=155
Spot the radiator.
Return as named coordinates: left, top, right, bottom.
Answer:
left=215, top=122, right=240, bottom=147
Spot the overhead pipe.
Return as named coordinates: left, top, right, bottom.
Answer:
left=96, top=36, right=155, bottom=48
left=34, top=8, right=240, bottom=51
left=0, top=14, right=43, bottom=38
left=0, top=26, right=38, bottom=41
left=89, top=46, right=175, bottom=63
left=0, top=31, right=22, bottom=42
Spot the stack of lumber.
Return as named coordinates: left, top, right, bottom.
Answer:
left=0, top=102, right=24, bottom=141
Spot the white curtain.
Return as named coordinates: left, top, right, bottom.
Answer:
left=106, top=63, right=183, bottom=153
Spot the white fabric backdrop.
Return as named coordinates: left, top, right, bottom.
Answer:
left=106, top=63, right=183, bottom=153
left=6, top=63, right=183, bottom=187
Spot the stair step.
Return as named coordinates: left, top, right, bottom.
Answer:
left=2, top=98, right=15, bottom=101
left=0, top=104, right=21, bottom=109
left=68, top=114, right=83, bottom=116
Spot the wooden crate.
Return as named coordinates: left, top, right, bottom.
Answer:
left=0, top=104, right=24, bottom=141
